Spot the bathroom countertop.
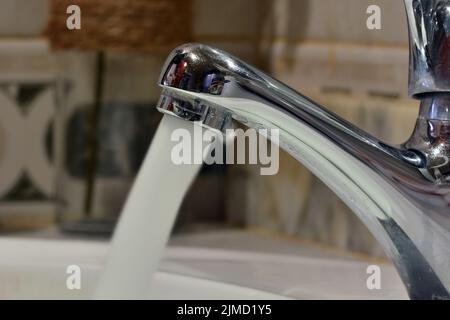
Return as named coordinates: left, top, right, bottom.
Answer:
left=170, top=228, right=385, bottom=262
left=6, top=226, right=381, bottom=262
left=0, top=227, right=407, bottom=299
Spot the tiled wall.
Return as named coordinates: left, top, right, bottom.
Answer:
left=230, top=95, right=418, bottom=256
left=201, top=0, right=419, bottom=256
left=0, top=0, right=225, bottom=230
left=0, top=0, right=421, bottom=255
left=0, top=38, right=60, bottom=230
left=0, top=0, right=48, bottom=36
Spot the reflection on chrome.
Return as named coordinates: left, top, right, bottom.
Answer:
left=156, top=0, right=450, bottom=299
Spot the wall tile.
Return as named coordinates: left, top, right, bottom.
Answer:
left=232, top=92, right=419, bottom=256
left=260, top=0, right=408, bottom=45
left=269, top=42, right=409, bottom=98
left=193, top=0, right=263, bottom=38
left=0, top=0, right=48, bottom=36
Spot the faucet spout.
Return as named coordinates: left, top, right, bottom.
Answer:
left=155, top=0, right=450, bottom=300
left=405, top=0, right=450, bottom=97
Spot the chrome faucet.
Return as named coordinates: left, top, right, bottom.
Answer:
left=155, top=0, right=450, bottom=299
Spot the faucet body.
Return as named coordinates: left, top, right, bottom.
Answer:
left=156, top=0, right=450, bottom=299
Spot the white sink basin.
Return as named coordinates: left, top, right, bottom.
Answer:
left=0, top=238, right=285, bottom=299
left=0, top=237, right=408, bottom=299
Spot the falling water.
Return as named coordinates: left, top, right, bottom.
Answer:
left=94, top=115, right=209, bottom=299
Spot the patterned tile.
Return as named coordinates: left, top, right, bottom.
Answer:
left=0, top=80, right=59, bottom=213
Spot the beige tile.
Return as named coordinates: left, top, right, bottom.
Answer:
left=361, top=97, right=417, bottom=144
left=193, top=0, right=263, bottom=38
left=0, top=0, right=48, bottom=37
left=55, top=51, right=96, bottom=97
left=260, top=0, right=407, bottom=45
left=0, top=39, right=56, bottom=77
left=102, top=52, right=167, bottom=104
left=270, top=42, right=409, bottom=98
left=227, top=92, right=419, bottom=256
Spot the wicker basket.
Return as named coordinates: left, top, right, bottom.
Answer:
left=45, top=0, right=192, bottom=52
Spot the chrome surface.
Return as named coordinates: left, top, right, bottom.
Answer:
left=405, top=0, right=450, bottom=98
left=155, top=0, right=450, bottom=299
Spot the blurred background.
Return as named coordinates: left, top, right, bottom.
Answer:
left=0, top=0, right=418, bottom=258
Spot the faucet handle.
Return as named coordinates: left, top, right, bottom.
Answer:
left=405, top=0, right=450, bottom=98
